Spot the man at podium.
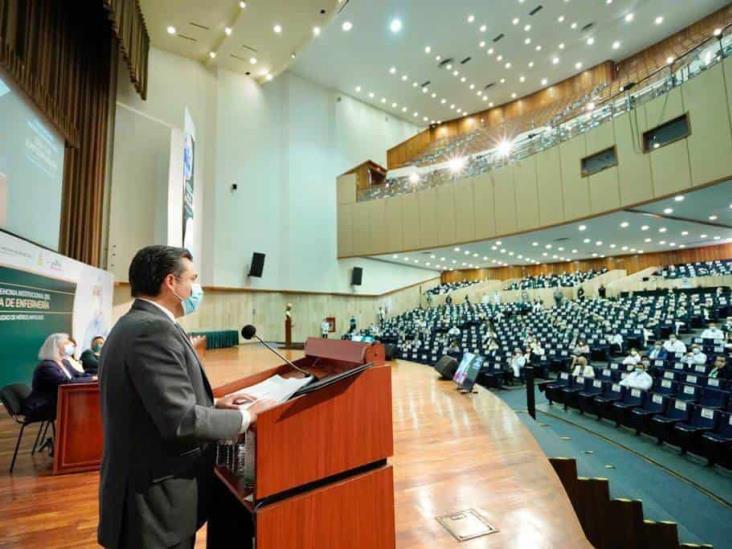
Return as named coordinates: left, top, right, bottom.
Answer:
left=97, top=246, right=270, bottom=549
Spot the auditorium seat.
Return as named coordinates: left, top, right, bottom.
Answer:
left=577, top=379, right=608, bottom=415
left=647, top=399, right=692, bottom=445
left=700, top=412, right=732, bottom=467
left=627, top=393, right=669, bottom=434
left=609, top=387, right=645, bottom=426
left=674, top=407, right=720, bottom=455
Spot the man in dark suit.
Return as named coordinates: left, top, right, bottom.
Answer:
left=80, top=335, right=104, bottom=374
left=98, top=245, right=270, bottom=549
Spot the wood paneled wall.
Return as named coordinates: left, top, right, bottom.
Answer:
left=384, top=4, right=732, bottom=170
left=442, top=242, right=732, bottom=283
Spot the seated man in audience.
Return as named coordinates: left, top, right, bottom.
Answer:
left=607, top=330, right=623, bottom=355
left=510, top=348, right=527, bottom=384
left=80, top=336, right=105, bottom=375
left=622, top=348, right=641, bottom=370
left=647, top=341, right=667, bottom=361
left=571, top=356, right=595, bottom=379
left=701, top=322, right=724, bottom=340
left=681, top=344, right=707, bottom=367
left=447, top=325, right=461, bottom=339
left=619, top=361, right=653, bottom=391
left=663, top=334, right=687, bottom=356
left=708, top=355, right=731, bottom=380
left=528, top=340, right=545, bottom=364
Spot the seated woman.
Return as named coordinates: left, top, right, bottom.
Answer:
left=80, top=336, right=105, bottom=375
left=571, top=356, right=595, bottom=379
left=22, top=333, right=95, bottom=422
left=569, top=340, right=590, bottom=370
left=64, top=336, right=85, bottom=373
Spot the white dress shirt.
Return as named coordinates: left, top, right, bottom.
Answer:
left=139, top=298, right=251, bottom=433
left=619, top=370, right=653, bottom=391
left=701, top=328, right=724, bottom=340
left=663, top=340, right=687, bottom=354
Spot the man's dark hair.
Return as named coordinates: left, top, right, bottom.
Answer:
left=129, top=245, right=193, bottom=298
left=92, top=336, right=105, bottom=343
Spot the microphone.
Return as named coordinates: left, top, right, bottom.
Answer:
left=241, top=324, right=315, bottom=379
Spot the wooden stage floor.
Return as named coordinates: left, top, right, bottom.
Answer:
left=0, top=346, right=588, bottom=548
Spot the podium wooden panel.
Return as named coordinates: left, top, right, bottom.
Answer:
left=53, top=382, right=103, bottom=475
left=209, top=338, right=395, bottom=549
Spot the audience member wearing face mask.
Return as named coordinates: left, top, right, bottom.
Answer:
left=81, top=336, right=105, bottom=375
left=619, top=361, right=653, bottom=391
left=21, top=333, right=95, bottom=422
left=701, top=323, right=724, bottom=340
left=663, top=335, right=687, bottom=355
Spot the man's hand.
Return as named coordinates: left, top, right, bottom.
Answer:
left=245, top=399, right=277, bottom=424
left=215, top=393, right=255, bottom=410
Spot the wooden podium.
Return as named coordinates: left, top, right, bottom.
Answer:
left=209, top=338, right=395, bottom=549
left=53, top=382, right=103, bottom=475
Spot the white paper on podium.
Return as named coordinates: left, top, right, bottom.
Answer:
left=229, top=374, right=313, bottom=408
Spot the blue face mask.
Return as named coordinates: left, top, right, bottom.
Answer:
left=175, top=282, right=203, bottom=316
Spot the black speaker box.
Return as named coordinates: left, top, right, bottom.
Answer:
left=351, top=267, right=363, bottom=286
left=434, top=355, right=458, bottom=380
left=249, top=252, right=265, bottom=277
left=384, top=343, right=397, bottom=361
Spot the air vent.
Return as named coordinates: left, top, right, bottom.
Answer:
left=493, top=33, right=505, bottom=43
left=484, top=82, right=495, bottom=89
left=177, top=34, right=196, bottom=42
left=581, top=22, right=595, bottom=32
left=230, top=54, right=248, bottom=62
left=189, top=22, right=209, bottom=30
left=529, top=5, right=543, bottom=16
left=421, top=80, right=431, bottom=88
left=439, top=57, right=454, bottom=67
left=553, top=237, right=570, bottom=242
left=460, top=57, right=471, bottom=65
left=241, top=43, right=258, bottom=53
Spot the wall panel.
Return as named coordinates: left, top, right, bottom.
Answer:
left=369, top=199, right=387, bottom=253
left=384, top=197, right=403, bottom=252
left=585, top=122, right=621, bottom=214
left=472, top=174, right=496, bottom=240
left=493, top=166, right=518, bottom=235
left=401, top=194, right=420, bottom=250
left=536, top=147, right=564, bottom=226
left=418, top=189, right=439, bottom=248
left=436, top=185, right=457, bottom=246
left=614, top=112, right=654, bottom=206
left=682, top=63, right=732, bottom=187
left=560, top=135, right=589, bottom=220
left=336, top=203, right=353, bottom=257
left=453, top=181, right=477, bottom=243
left=514, top=156, right=539, bottom=231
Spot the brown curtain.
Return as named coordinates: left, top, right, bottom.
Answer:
left=0, top=0, right=149, bottom=267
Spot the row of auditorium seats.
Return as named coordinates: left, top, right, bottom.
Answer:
left=654, top=260, right=732, bottom=279
left=507, top=268, right=607, bottom=290
left=424, top=279, right=481, bottom=296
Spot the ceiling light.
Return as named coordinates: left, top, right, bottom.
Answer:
left=435, top=55, right=442, bottom=61
left=409, top=172, right=420, bottom=184
left=449, top=157, right=466, bottom=173
left=482, top=96, right=488, bottom=101
left=342, top=21, right=353, bottom=31
left=412, top=82, right=418, bottom=87
left=391, top=102, right=397, bottom=108
left=239, top=1, right=246, bottom=7
left=681, top=231, right=688, bottom=236
left=389, top=66, right=396, bottom=74
left=381, top=97, right=386, bottom=103
left=701, top=234, right=708, bottom=239
left=511, top=93, right=517, bottom=99
left=368, top=92, right=374, bottom=98
left=497, top=138, right=513, bottom=157
left=166, top=25, right=176, bottom=34
left=558, top=42, right=565, bottom=50
left=620, top=221, right=629, bottom=228
left=497, top=54, right=503, bottom=62
left=467, top=14, right=475, bottom=23
left=422, top=87, right=428, bottom=93
left=658, top=227, right=667, bottom=233
left=390, top=18, right=402, bottom=33
left=641, top=225, right=649, bottom=231
left=265, top=73, right=273, bottom=81
left=488, top=48, right=494, bottom=55
left=709, top=215, right=718, bottom=221
left=713, top=236, right=721, bottom=240
left=401, top=74, right=408, bottom=81
left=505, top=62, right=512, bottom=69
left=663, top=208, right=673, bottom=214
left=535, top=45, right=542, bottom=51
left=480, top=24, right=487, bottom=32
left=469, top=84, right=475, bottom=90
left=655, top=16, right=664, bottom=25
left=528, top=61, right=534, bottom=68
left=545, top=244, right=552, bottom=249
left=552, top=57, right=560, bottom=65
left=489, top=102, right=494, bottom=107
left=441, top=98, right=447, bottom=104
left=578, top=224, right=587, bottom=231
left=249, top=57, right=257, bottom=64
left=571, top=22, right=578, bottom=29
left=714, top=28, right=722, bottom=36
left=558, top=15, right=565, bottom=23
left=425, top=46, right=431, bottom=53
left=586, top=37, right=594, bottom=45
left=572, top=249, right=578, bottom=254
left=519, top=75, right=525, bottom=82
left=525, top=37, right=531, bottom=45
left=479, top=41, right=486, bottom=48
left=674, top=195, right=684, bottom=202
left=644, top=238, right=652, bottom=243
left=624, top=13, right=634, bottom=22
left=595, top=241, right=603, bottom=246
left=209, top=51, right=216, bottom=59
left=313, top=26, right=321, bottom=36
left=666, top=56, right=674, bottom=64
left=401, top=106, right=407, bottom=112
left=524, top=24, right=531, bottom=32
left=450, top=104, right=455, bottom=109
left=500, top=77, right=506, bottom=83
left=273, top=24, right=282, bottom=34
left=225, top=26, right=233, bottom=35
left=355, top=85, right=361, bottom=92
left=512, top=17, right=519, bottom=25
left=423, top=116, right=428, bottom=122
left=541, top=78, right=548, bottom=85
left=432, top=92, right=437, bottom=97
left=461, top=76, right=467, bottom=82
left=575, top=62, right=583, bottom=70
left=612, top=40, right=621, bottom=50
left=532, top=242, right=538, bottom=246
left=583, top=238, right=591, bottom=243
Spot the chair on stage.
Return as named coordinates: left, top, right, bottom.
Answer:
left=0, top=384, right=54, bottom=473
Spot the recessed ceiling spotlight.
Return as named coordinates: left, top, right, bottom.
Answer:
left=368, top=92, right=374, bottom=98
left=401, top=74, right=408, bottom=81
left=701, top=234, right=708, bottom=238
left=225, top=27, right=233, bottom=35
left=479, top=41, right=486, bottom=48
left=558, top=15, right=565, bottom=23
left=663, top=208, right=673, bottom=214
left=488, top=47, right=494, bottom=55
left=624, top=13, right=634, bottom=22
left=709, top=215, right=718, bottom=220
left=441, top=98, right=447, bottom=104
left=435, top=55, right=442, bottom=61
left=489, top=102, right=494, bottom=107
left=595, top=241, right=603, bottom=246
left=467, top=14, right=475, bottom=23
left=432, top=92, right=437, bottom=97
left=422, top=87, right=428, bottom=93
left=480, top=24, right=487, bottom=32
left=209, top=51, right=216, bottom=59
left=425, top=46, right=431, bottom=53
left=524, top=37, right=531, bottom=45
left=511, top=92, right=517, bottom=98
left=658, top=227, right=667, bottom=233
left=412, top=82, right=418, bottom=87
left=541, top=78, right=548, bottom=85
left=313, top=26, right=321, bottom=36
left=583, top=238, right=591, bottom=243
left=641, top=225, right=649, bottom=231
left=681, top=230, right=689, bottom=236
left=496, top=54, right=503, bottom=61
left=512, top=17, right=519, bottom=25
left=446, top=63, right=453, bottom=70
left=166, top=25, right=176, bottom=34
left=552, top=57, right=560, bottom=65
left=532, top=242, right=539, bottom=246
left=423, top=116, right=429, bottom=122
left=528, top=61, right=534, bottom=68
left=413, top=112, right=418, bottom=117
left=461, top=76, right=467, bottom=82
left=355, top=85, right=361, bottom=92
left=389, top=66, right=397, bottom=74
left=612, top=40, right=621, bottom=50
left=273, top=24, right=282, bottom=33
left=713, top=235, right=721, bottom=240
left=505, top=62, right=512, bottom=69
left=469, top=84, right=475, bottom=90
left=586, top=37, right=594, bottom=45
left=570, top=22, right=578, bottom=29
left=524, top=24, right=531, bottom=32
left=674, top=195, right=685, bottom=202
left=390, top=18, right=402, bottom=33
left=239, top=1, right=246, bottom=7
left=519, top=75, right=525, bottom=82
left=558, top=43, right=565, bottom=50
left=606, top=0, right=612, bottom=3
left=482, top=96, right=488, bottom=101
left=500, top=77, right=506, bottom=83
left=644, top=237, right=652, bottom=242
left=342, top=21, right=353, bottom=31
left=575, top=62, right=583, bottom=69
left=655, top=16, right=664, bottom=25
left=578, top=224, right=587, bottom=231
left=401, top=106, right=407, bottom=112
left=545, top=244, right=552, bottom=249
left=666, top=56, right=675, bottom=64
left=714, top=28, right=722, bottom=36
left=249, top=56, right=257, bottom=64
left=535, top=44, right=542, bottom=51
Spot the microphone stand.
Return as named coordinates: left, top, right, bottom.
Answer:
left=252, top=334, right=317, bottom=380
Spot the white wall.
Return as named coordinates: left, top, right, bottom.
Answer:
left=108, top=47, right=431, bottom=296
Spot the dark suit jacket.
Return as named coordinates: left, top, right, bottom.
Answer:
left=22, top=359, right=91, bottom=420
left=80, top=349, right=100, bottom=374
left=97, top=299, right=243, bottom=549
